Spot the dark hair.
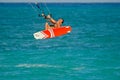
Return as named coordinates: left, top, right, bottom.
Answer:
left=60, top=18, right=64, bottom=23
left=49, top=14, right=52, bottom=17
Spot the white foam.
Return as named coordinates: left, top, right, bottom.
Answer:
left=16, top=64, right=62, bottom=68
left=72, top=67, right=85, bottom=70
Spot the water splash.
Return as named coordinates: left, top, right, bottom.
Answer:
left=15, top=64, right=62, bottom=68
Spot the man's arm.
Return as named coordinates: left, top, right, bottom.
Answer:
left=49, top=18, right=56, bottom=24
left=42, top=14, right=56, bottom=24
left=46, top=15, right=56, bottom=24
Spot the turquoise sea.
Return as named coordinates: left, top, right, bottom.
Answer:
left=0, top=3, right=120, bottom=80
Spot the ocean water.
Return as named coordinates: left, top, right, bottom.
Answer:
left=0, top=3, right=120, bottom=80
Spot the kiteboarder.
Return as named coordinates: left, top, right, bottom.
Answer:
left=35, top=2, right=64, bottom=30
left=41, top=13, right=64, bottom=30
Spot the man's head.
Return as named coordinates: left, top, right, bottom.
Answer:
left=59, top=18, right=64, bottom=24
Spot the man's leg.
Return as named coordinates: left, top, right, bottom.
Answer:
left=55, top=19, right=61, bottom=28
left=45, top=23, right=51, bottom=30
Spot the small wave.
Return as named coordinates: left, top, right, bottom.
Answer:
left=15, top=64, right=62, bottom=68
left=72, top=67, right=85, bottom=71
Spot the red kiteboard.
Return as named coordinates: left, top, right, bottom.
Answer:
left=33, top=26, right=71, bottom=39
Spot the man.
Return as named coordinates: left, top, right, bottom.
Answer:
left=41, top=13, right=64, bottom=30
